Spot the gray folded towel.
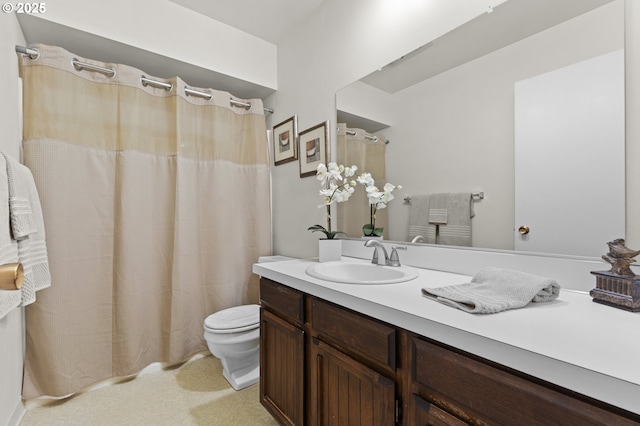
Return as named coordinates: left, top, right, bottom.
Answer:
left=438, top=193, right=474, bottom=247
left=421, top=267, right=561, bottom=314
left=408, top=195, right=436, bottom=244
left=428, top=193, right=448, bottom=224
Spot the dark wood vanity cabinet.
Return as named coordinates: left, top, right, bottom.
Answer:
left=260, top=278, right=398, bottom=426
left=260, top=277, right=640, bottom=426
left=408, top=335, right=640, bottom=426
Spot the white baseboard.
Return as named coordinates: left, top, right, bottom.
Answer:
left=7, top=399, right=25, bottom=426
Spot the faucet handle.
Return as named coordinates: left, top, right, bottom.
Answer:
left=388, top=246, right=406, bottom=267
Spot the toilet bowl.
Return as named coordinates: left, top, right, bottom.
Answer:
left=203, top=304, right=260, bottom=390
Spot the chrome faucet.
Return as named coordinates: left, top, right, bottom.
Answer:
left=364, top=239, right=389, bottom=265
left=364, top=240, right=406, bottom=267
left=411, top=235, right=426, bottom=243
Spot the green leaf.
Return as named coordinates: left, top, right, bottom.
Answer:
left=362, top=224, right=374, bottom=236
left=362, top=224, right=383, bottom=237
left=326, top=231, right=347, bottom=239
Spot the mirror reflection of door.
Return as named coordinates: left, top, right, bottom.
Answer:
left=514, top=49, right=625, bottom=257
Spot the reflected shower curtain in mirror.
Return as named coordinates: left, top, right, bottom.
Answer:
left=336, top=123, right=388, bottom=238
left=18, top=44, right=272, bottom=398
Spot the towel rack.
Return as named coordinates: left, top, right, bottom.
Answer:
left=404, top=192, right=484, bottom=204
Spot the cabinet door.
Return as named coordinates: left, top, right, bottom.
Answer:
left=310, top=338, right=396, bottom=426
left=260, top=309, right=305, bottom=426
left=412, top=394, right=468, bottom=426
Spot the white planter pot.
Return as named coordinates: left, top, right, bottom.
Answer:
left=318, top=239, right=342, bottom=263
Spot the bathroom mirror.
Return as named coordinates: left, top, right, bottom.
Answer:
left=336, top=0, right=625, bottom=257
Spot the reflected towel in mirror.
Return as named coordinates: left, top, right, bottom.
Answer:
left=428, top=193, right=448, bottom=224
left=408, top=194, right=436, bottom=244
left=438, top=192, right=475, bottom=247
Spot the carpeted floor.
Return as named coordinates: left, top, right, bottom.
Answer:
left=20, top=354, right=279, bottom=426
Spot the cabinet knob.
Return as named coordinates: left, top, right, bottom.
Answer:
left=518, top=225, right=530, bottom=235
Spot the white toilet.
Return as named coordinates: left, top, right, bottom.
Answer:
left=203, top=303, right=260, bottom=390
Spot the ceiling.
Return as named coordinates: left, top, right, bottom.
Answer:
left=168, top=0, right=327, bottom=44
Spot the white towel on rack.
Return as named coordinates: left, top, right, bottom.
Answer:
left=4, top=153, right=37, bottom=240
left=408, top=195, right=436, bottom=244
left=0, top=156, right=21, bottom=320
left=1, top=153, right=51, bottom=306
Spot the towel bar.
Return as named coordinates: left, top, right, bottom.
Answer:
left=404, top=192, right=484, bottom=204
left=0, top=262, right=23, bottom=290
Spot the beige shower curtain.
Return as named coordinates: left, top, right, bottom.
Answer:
left=18, top=44, right=272, bottom=399
left=336, top=123, right=388, bottom=238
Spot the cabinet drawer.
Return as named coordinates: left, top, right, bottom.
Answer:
left=311, top=298, right=396, bottom=371
left=411, top=335, right=640, bottom=425
left=413, top=394, right=468, bottom=426
left=260, top=278, right=304, bottom=324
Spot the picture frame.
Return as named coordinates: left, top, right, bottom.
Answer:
left=299, top=121, right=329, bottom=178
left=272, top=115, right=298, bottom=166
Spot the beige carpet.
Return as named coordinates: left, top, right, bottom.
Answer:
left=20, top=354, right=279, bottom=426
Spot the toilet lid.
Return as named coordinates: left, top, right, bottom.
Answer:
left=204, top=304, right=260, bottom=331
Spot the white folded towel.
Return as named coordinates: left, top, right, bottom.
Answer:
left=0, top=156, right=21, bottom=319
left=1, top=153, right=51, bottom=306
left=3, top=152, right=37, bottom=240
left=421, top=267, right=560, bottom=314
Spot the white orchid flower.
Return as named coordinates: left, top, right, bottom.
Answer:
left=316, top=163, right=330, bottom=184
left=357, top=172, right=374, bottom=186
left=344, top=165, right=358, bottom=178
left=383, top=183, right=396, bottom=193
left=327, top=162, right=343, bottom=182
left=334, top=188, right=353, bottom=203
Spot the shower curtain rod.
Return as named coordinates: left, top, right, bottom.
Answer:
left=15, top=45, right=274, bottom=114
left=345, top=129, right=389, bottom=145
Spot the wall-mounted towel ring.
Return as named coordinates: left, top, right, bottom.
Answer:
left=0, top=262, right=23, bottom=290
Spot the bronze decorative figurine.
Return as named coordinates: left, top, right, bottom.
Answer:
left=590, top=238, right=640, bottom=311
left=601, top=238, right=640, bottom=276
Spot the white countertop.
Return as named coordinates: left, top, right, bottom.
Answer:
left=253, top=256, right=640, bottom=415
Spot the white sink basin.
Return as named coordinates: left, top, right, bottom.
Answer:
left=305, top=261, right=419, bottom=285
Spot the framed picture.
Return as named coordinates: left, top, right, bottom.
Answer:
left=299, top=121, right=329, bottom=178
left=273, top=115, right=298, bottom=165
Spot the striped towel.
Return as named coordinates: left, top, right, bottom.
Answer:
left=438, top=193, right=474, bottom=247
left=408, top=195, right=436, bottom=244
left=2, top=153, right=51, bottom=306
left=428, top=193, right=448, bottom=224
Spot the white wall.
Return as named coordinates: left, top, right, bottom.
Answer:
left=0, top=12, right=27, bottom=426
left=268, top=0, right=506, bottom=258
